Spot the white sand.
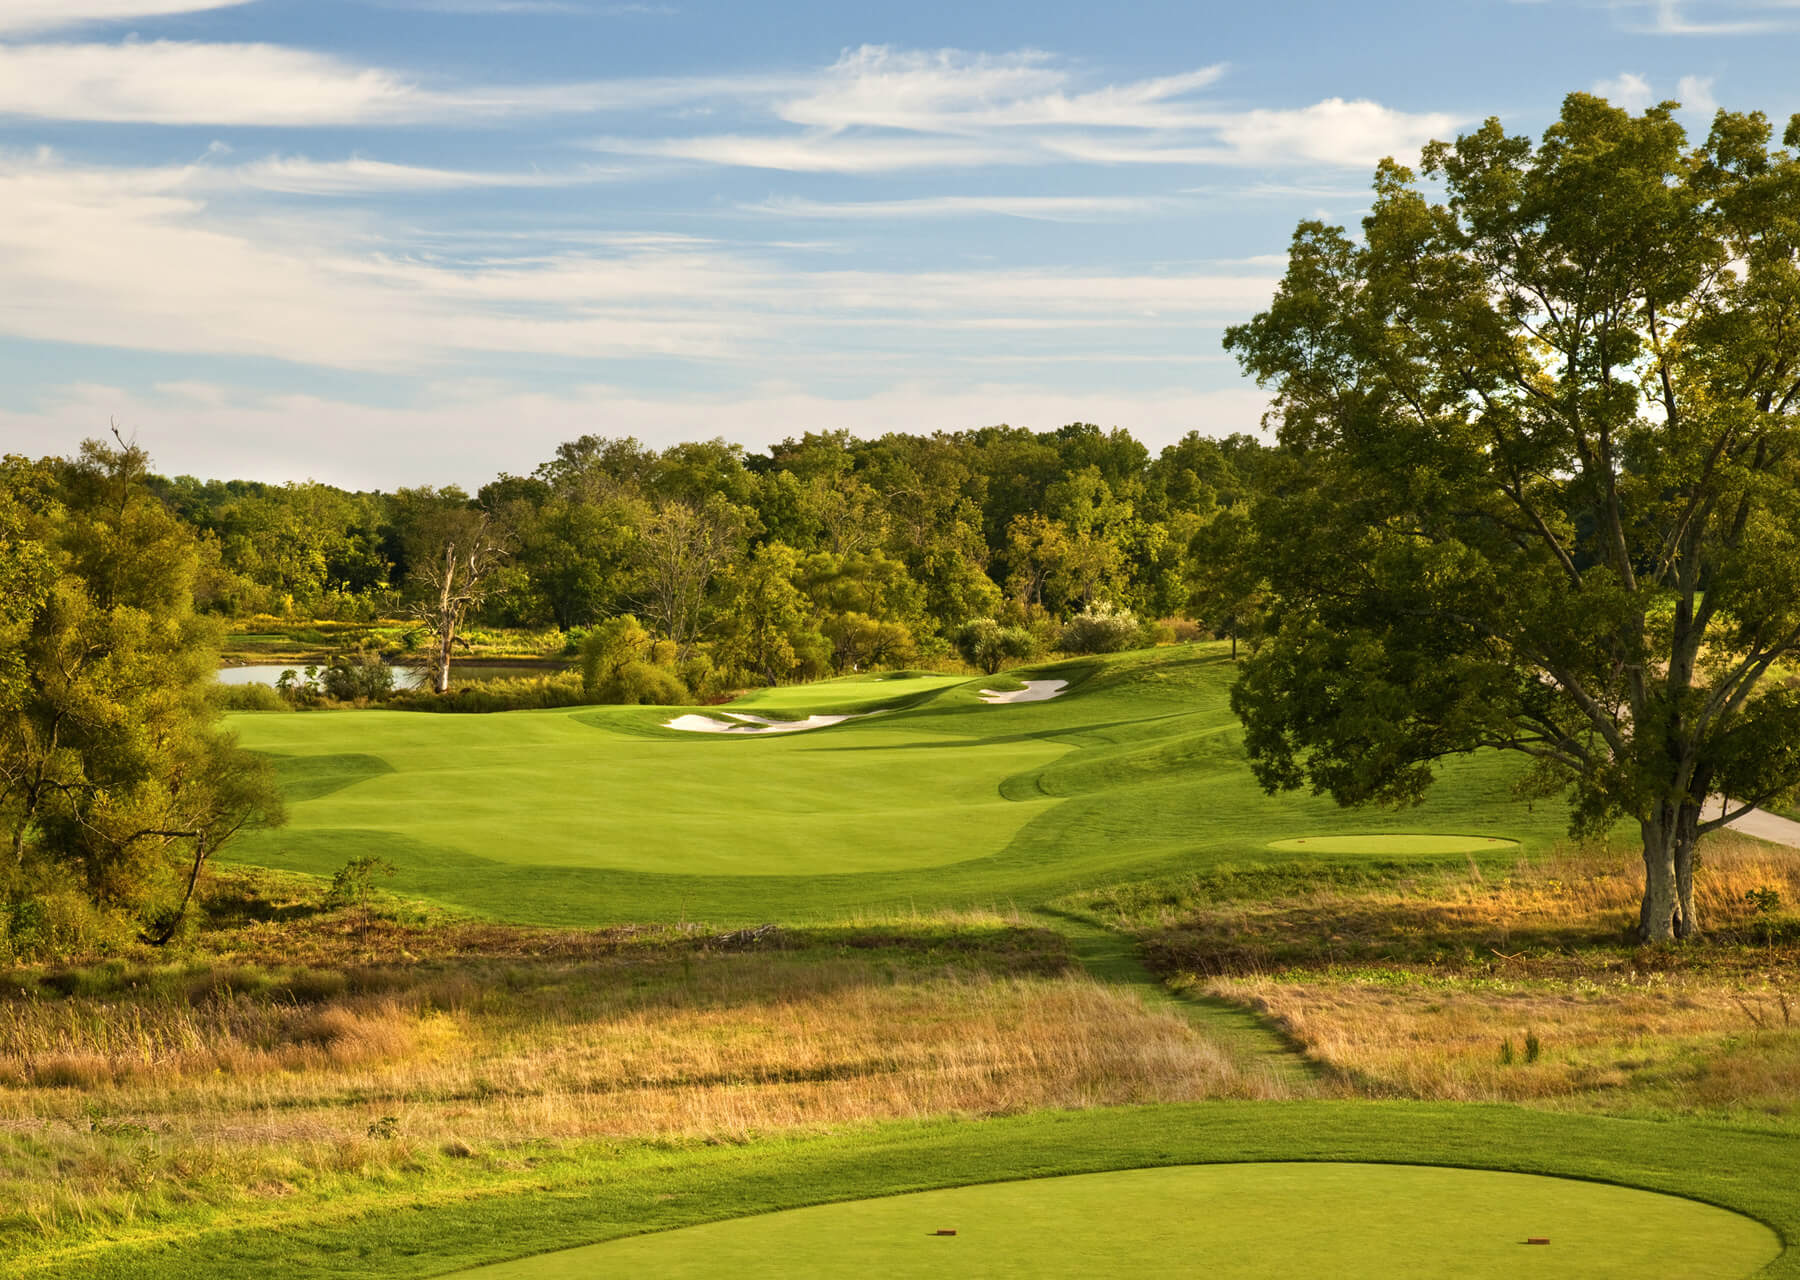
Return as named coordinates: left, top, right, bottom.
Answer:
left=666, top=678, right=1070, bottom=733
left=977, top=679, right=1068, bottom=704
left=663, top=711, right=876, bottom=735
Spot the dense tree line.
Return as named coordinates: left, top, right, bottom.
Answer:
left=148, top=425, right=1278, bottom=691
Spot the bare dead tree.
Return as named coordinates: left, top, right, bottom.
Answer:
left=407, top=511, right=510, bottom=693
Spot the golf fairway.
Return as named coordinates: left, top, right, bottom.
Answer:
left=223, top=648, right=1576, bottom=924
left=443, top=1162, right=1782, bottom=1279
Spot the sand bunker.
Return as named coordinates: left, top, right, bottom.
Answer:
left=666, top=678, right=1068, bottom=732
left=664, top=711, right=877, bottom=735
left=978, top=679, right=1067, bottom=704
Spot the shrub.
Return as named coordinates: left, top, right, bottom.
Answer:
left=384, top=672, right=587, bottom=713
left=610, top=660, right=688, bottom=706
left=210, top=682, right=289, bottom=712
left=581, top=616, right=693, bottom=705
left=320, top=653, right=395, bottom=703
left=1059, top=601, right=1140, bottom=655
left=953, top=618, right=1038, bottom=674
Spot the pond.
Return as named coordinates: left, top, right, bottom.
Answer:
left=216, top=663, right=564, bottom=690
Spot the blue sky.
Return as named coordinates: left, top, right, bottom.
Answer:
left=0, top=0, right=1795, bottom=487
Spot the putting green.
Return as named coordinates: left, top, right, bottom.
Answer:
left=1267, top=834, right=1520, bottom=856
left=445, top=1162, right=1781, bottom=1279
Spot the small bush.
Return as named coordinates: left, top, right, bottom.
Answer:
left=1059, top=601, right=1140, bottom=655
left=211, top=681, right=289, bottom=711
left=953, top=618, right=1038, bottom=674
left=609, top=660, right=688, bottom=706
left=581, top=616, right=693, bottom=705
left=320, top=653, right=395, bottom=703
left=384, top=672, right=586, bottom=713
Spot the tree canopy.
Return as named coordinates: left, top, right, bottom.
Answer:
left=1224, top=94, right=1800, bottom=942
left=2, top=439, right=282, bottom=954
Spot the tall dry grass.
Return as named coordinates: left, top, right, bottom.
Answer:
left=1149, top=834, right=1800, bottom=1114
left=0, top=940, right=1284, bottom=1249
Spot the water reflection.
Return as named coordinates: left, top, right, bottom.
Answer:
left=216, top=663, right=559, bottom=689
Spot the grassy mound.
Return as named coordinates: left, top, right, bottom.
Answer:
left=223, top=645, right=1572, bottom=924
left=445, top=1162, right=1780, bottom=1280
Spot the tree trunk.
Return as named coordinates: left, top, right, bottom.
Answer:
left=433, top=542, right=455, bottom=694
left=1638, top=802, right=1702, bottom=942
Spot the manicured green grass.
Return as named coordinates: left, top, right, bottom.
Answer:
left=223, top=645, right=1576, bottom=924
left=446, top=1162, right=1779, bottom=1280
left=1265, top=834, right=1520, bottom=855
left=30, top=1103, right=1796, bottom=1279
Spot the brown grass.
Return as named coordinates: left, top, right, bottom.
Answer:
left=1143, top=833, right=1800, bottom=1116
left=0, top=921, right=1280, bottom=1247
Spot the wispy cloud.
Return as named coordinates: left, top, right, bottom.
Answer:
left=596, top=133, right=1028, bottom=173
left=0, top=0, right=254, bottom=35
left=0, top=40, right=796, bottom=126
left=0, top=150, right=1276, bottom=376
left=1607, top=0, right=1800, bottom=35
left=232, top=155, right=624, bottom=194
left=594, top=48, right=1459, bottom=174
left=368, top=0, right=675, bottom=13
left=746, top=194, right=1182, bottom=222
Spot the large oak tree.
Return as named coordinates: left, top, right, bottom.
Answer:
left=1224, top=95, right=1800, bottom=942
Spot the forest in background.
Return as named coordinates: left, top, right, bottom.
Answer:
left=152, top=423, right=1275, bottom=700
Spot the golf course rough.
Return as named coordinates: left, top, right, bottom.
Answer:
left=441, top=1163, right=1782, bottom=1279
left=222, top=648, right=1577, bottom=925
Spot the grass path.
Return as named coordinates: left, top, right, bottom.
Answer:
left=1037, top=908, right=1318, bottom=1091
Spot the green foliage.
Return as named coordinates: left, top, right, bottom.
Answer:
left=953, top=617, right=1038, bottom=673
left=714, top=543, right=829, bottom=685
left=1059, top=601, right=1140, bottom=655
left=1, top=440, right=285, bottom=953
left=209, top=682, right=290, bottom=712
left=324, top=855, right=394, bottom=911
left=319, top=652, right=395, bottom=702
left=580, top=615, right=692, bottom=705
left=1223, top=94, right=1800, bottom=942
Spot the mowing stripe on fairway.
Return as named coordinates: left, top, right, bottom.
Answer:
left=223, top=647, right=1575, bottom=924
left=442, top=1163, right=1781, bottom=1280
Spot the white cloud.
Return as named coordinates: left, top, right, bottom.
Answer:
left=590, top=48, right=1459, bottom=174
left=770, top=46, right=1230, bottom=133
left=0, top=42, right=431, bottom=125
left=0, top=0, right=253, bottom=35
left=1201, top=99, right=1461, bottom=168
left=232, top=155, right=623, bottom=195
left=1593, top=72, right=1655, bottom=111
left=747, top=194, right=1180, bottom=221
left=0, top=151, right=1276, bottom=375
left=1626, top=0, right=1800, bottom=35
left=0, top=381, right=1272, bottom=489
left=597, top=132, right=1028, bottom=173
left=1676, top=73, right=1719, bottom=115
left=0, top=40, right=795, bottom=126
